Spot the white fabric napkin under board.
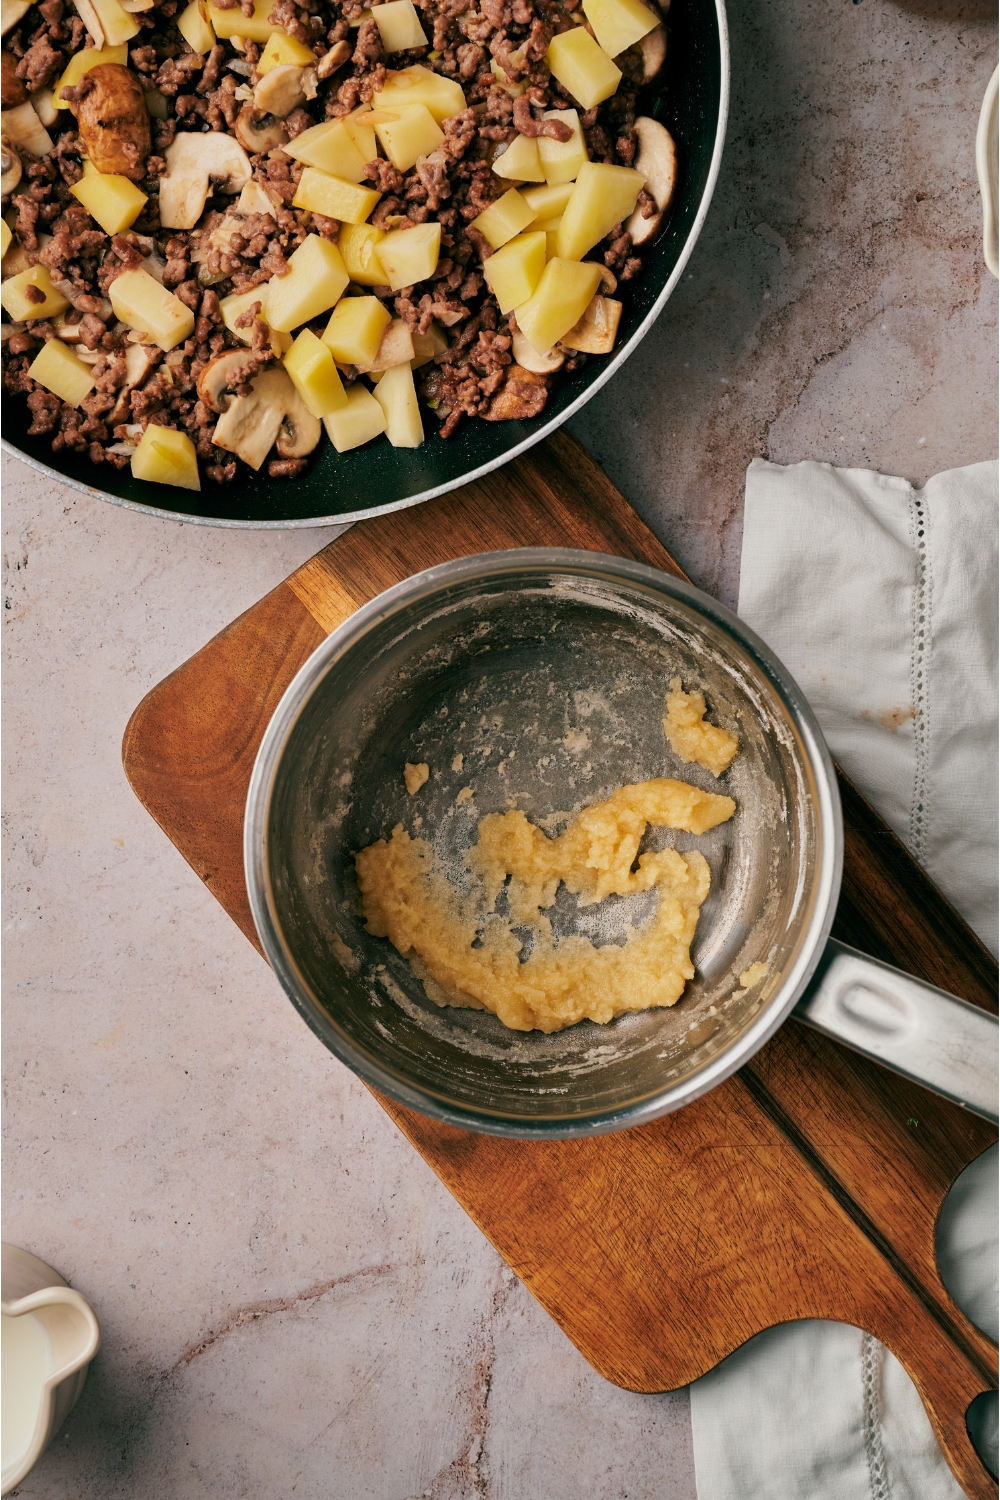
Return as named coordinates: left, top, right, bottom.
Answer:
left=689, top=459, right=999, bottom=1500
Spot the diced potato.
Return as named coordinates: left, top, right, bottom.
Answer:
left=521, top=181, right=574, bottom=219
left=514, top=256, right=603, bottom=353
left=284, top=328, right=348, bottom=419
left=582, top=0, right=657, bottom=58
left=70, top=170, right=147, bottom=235
left=131, top=424, right=201, bottom=491
left=411, top=320, right=447, bottom=368
left=285, top=119, right=368, bottom=184
left=376, top=221, right=441, bottom=292
left=54, top=44, right=128, bottom=107
left=258, top=29, right=315, bottom=71
left=0, top=264, right=70, bottom=322
left=470, top=187, right=536, bottom=250
left=207, top=0, right=278, bottom=42
left=323, top=381, right=387, bottom=452
left=373, top=65, right=466, bottom=122
left=372, top=0, right=427, bottom=53
left=27, top=337, right=96, bottom=407
left=373, top=104, right=443, bottom=173
left=90, top=0, right=140, bottom=46
left=545, top=28, right=621, bottom=111
left=481, top=230, right=546, bottom=316
left=338, top=222, right=389, bottom=286
left=537, top=109, right=589, bottom=185
left=292, top=168, right=381, bottom=225
left=265, top=233, right=350, bottom=332
left=556, top=161, right=644, bottom=260
left=492, top=133, right=544, bottom=183
left=177, top=0, right=216, bottom=54
left=560, top=292, right=622, bottom=353
left=343, top=105, right=377, bottom=162
left=0, top=219, right=10, bottom=259
left=372, top=361, right=423, bottom=447
left=108, top=268, right=195, bottom=350
left=322, top=295, right=391, bottom=366
left=220, top=285, right=268, bottom=344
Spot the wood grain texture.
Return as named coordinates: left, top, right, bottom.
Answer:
left=122, top=430, right=998, bottom=1499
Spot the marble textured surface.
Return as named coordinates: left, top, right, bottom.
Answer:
left=569, top=0, right=998, bottom=606
left=2, top=0, right=997, bottom=1495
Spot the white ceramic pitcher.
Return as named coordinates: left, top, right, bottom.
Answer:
left=1, top=1244, right=101, bottom=1495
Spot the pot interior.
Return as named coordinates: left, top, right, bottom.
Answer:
left=261, top=561, right=829, bottom=1132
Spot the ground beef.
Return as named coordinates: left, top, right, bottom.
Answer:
left=1, top=0, right=666, bottom=484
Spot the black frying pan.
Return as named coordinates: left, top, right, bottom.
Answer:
left=1, top=0, right=728, bottom=528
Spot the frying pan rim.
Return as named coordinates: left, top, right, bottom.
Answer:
left=0, top=0, right=730, bottom=530
left=245, top=547, right=845, bottom=1138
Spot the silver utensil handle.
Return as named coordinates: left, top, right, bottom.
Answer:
left=793, top=939, right=999, bottom=1124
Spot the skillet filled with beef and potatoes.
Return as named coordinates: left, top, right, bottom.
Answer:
left=0, top=0, right=725, bottom=524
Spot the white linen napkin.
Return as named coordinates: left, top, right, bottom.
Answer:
left=689, top=459, right=999, bottom=1500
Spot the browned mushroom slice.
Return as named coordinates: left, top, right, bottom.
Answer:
left=234, top=106, right=288, bottom=154
left=212, top=365, right=320, bottom=470
left=1, top=138, right=21, bottom=194
left=560, top=295, right=622, bottom=355
left=483, top=365, right=549, bottom=422
left=354, top=318, right=414, bottom=375
left=159, top=133, right=252, bottom=230
left=626, top=116, right=677, bottom=247
left=252, top=64, right=306, bottom=119
left=511, top=329, right=565, bottom=374
left=195, top=348, right=263, bottom=413
left=1, top=51, right=26, bottom=107
left=638, top=24, right=666, bottom=82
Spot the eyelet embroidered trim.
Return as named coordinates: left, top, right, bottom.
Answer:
left=907, top=491, right=932, bottom=861
left=862, top=1331, right=890, bottom=1500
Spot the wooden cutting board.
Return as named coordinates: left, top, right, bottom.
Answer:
left=122, top=430, right=998, bottom=1499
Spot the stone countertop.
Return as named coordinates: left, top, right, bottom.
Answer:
left=2, top=1, right=996, bottom=1495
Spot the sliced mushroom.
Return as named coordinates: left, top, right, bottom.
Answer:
left=107, top=337, right=160, bottom=421
left=317, top=39, right=352, bottom=78
left=512, top=329, right=565, bottom=374
left=234, top=105, right=288, bottom=154
left=1, top=138, right=21, bottom=194
left=596, top=264, right=617, bottom=295
left=252, top=64, right=306, bottom=119
left=625, top=116, right=677, bottom=247
left=1, top=0, right=32, bottom=37
left=76, top=65, right=150, bottom=180
left=355, top=317, right=414, bottom=375
left=483, top=364, right=549, bottom=422
left=2, top=51, right=26, bottom=108
left=559, top=294, right=622, bottom=355
left=212, top=364, right=320, bottom=470
left=71, top=0, right=105, bottom=48
left=195, top=347, right=263, bottom=413
left=158, top=131, right=252, bottom=229
left=638, top=24, right=666, bottom=83
left=235, top=178, right=279, bottom=217
left=0, top=99, right=54, bottom=157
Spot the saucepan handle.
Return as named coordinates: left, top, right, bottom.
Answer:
left=793, top=939, right=999, bottom=1124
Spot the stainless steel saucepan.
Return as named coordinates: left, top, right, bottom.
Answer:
left=244, top=550, right=998, bottom=1137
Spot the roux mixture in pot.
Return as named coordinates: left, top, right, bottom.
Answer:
left=355, top=776, right=735, bottom=1032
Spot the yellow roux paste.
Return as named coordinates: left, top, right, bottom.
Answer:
left=355, top=779, right=736, bottom=1033
left=663, top=679, right=740, bottom=777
